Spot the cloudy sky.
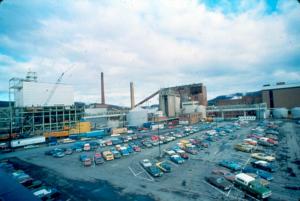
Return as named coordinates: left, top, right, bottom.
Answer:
left=0, top=0, right=299, bottom=107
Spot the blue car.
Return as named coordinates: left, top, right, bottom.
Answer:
left=127, top=146, right=134, bottom=153
left=170, top=155, right=185, bottom=164
left=242, top=166, right=273, bottom=181
left=120, top=147, right=130, bottom=156
left=219, top=160, right=242, bottom=171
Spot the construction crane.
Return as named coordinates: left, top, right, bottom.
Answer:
left=44, top=65, right=75, bottom=106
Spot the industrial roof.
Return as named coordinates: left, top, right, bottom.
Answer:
left=262, top=82, right=300, bottom=91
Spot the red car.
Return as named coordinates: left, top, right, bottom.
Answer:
left=247, top=134, right=261, bottom=139
left=267, top=138, right=278, bottom=145
left=133, top=146, right=141, bottom=152
left=179, top=152, right=189, bottom=159
left=212, top=169, right=235, bottom=182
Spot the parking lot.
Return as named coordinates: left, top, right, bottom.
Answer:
left=1, top=120, right=300, bottom=201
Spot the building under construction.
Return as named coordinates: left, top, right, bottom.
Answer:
left=0, top=72, right=85, bottom=141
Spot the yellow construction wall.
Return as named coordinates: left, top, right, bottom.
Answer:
left=44, top=131, right=69, bottom=138
left=70, top=122, right=91, bottom=134
left=44, top=122, right=91, bottom=137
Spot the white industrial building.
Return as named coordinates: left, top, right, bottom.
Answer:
left=14, top=81, right=74, bottom=107
left=127, top=107, right=148, bottom=127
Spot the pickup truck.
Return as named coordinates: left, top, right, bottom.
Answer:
left=235, top=173, right=272, bottom=199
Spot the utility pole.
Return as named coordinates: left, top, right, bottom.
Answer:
left=158, top=123, right=161, bottom=159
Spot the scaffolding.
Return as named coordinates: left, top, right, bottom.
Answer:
left=0, top=105, right=84, bottom=140
left=0, top=72, right=83, bottom=141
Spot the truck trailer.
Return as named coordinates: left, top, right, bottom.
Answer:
left=11, top=136, right=46, bottom=148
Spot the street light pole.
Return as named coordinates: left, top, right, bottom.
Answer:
left=158, top=123, right=161, bottom=158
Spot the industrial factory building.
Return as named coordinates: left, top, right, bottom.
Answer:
left=1, top=70, right=210, bottom=145
left=262, top=82, right=300, bottom=109
left=0, top=72, right=84, bottom=141
left=159, top=83, right=207, bottom=118
left=156, top=84, right=207, bottom=125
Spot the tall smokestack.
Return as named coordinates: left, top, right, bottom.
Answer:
left=101, top=72, right=105, bottom=104
left=130, top=82, right=135, bottom=109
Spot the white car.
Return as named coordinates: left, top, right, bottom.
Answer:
left=251, top=153, right=275, bottom=162
left=164, top=149, right=176, bottom=156
left=140, top=159, right=152, bottom=168
left=175, top=149, right=185, bottom=154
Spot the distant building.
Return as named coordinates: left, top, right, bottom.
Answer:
left=159, top=83, right=207, bottom=117
left=159, top=89, right=180, bottom=117
left=216, top=95, right=262, bottom=106
left=262, top=82, right=300, bottom=109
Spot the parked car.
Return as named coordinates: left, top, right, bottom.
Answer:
left=133, top=145, right=141, bottom=152
left=212, top=168, right=235, bottom=182
left=83, top=143, right=91, bottom=151
left=251, top=160, right=276, bottom=172
left=242, top=166, right=273, bottom=181
left=53, top=152, right=65, bottom=158
left=156, top=161, right=172, bottom=173
left=80, top=154, right=92, bottom=166
left=26, top=180, right=43, bottom=190
left=32, top=187, right=60, bottom=200
left=234, top=143, right=253, bottom=153
left=184, top=146, right=198, bottom=155
left=251, top=153, right=275, bottom=162
left=218, top=160, right=242, bottom=171
left=12, top=171, right=34, bottom=186
left=94, top=153, right=105, bottom=165
left=90, top=141, right=99, bottom=150
left=64, top=148, right=73, bottom=155
left=146, top=166, right=163, bottom=177
left=142, top=141, right=153, bottom=148
left=205, top=176, right=232, bottom=191
left=140, top=159, right=152, bottom=168
left=120, top=146, right=130, bottom=156
left=110, top=148, right=122, bottom=159
left=170, top=154, right=185, bottom=164
left=164, top=149, right=176, bottom=156
left=179, top=152, right=189, bottom=160
left=102, top=151, right=114, bottom=161
left=126, top=145, right=134, bottom=153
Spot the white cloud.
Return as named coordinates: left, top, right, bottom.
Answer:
left=0, top=0, right=299, bottom=105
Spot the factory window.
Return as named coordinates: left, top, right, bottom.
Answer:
left=190, top=86, right=201, bottom=95
left=269, top=90, right=274, bottom=108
